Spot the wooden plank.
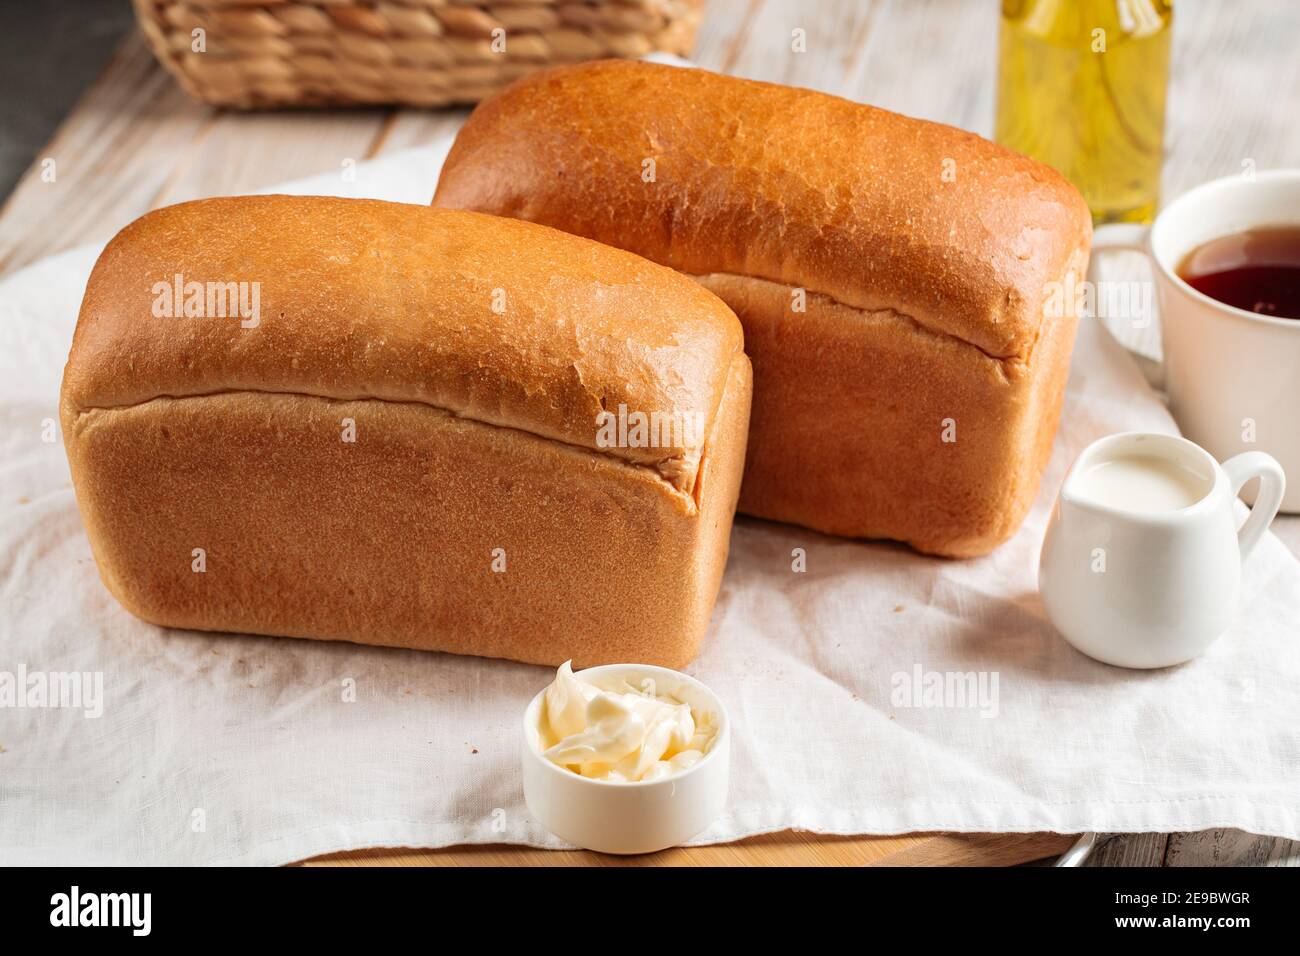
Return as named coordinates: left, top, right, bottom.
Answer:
left=695, top=0, right=881, bottom=95
left=0, top=33, right=208, bottom=275
left=1164, top=830, right=1300, bottom=867
left=374, top=109, right=471, bottom=159
left=691, top=0, right=765, bottom=75
left=300, top=831, right=1076, bottom=868
left=695, top=0, right=997, bottom=129
left=845, top=0, right=995, bottom=130
left=1162, top=0, right=1300, bottom=200
left=0, top=33, right=391, bottom=277
left=1087, top=833, right=1170, bottom=867
left=153, top=107, right=389, bottom=207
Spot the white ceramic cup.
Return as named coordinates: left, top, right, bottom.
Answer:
left=1089, top=169, right=1300, bottom=511
left=521, top=663, right=730, bottom=855
left=1039, top=432, right=1285, bottom=669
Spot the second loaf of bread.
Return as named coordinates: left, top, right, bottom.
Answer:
left=433, top=60, right=1094, bottom=556
left=61, top=196, right=751, bottom=668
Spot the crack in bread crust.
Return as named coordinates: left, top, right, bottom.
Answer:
left=690, top=272, right=1028, bottom=381
left=71, top=387, right=704, bottom=504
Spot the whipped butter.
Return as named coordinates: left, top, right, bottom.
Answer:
left=536, top=662, right=717, bottom=783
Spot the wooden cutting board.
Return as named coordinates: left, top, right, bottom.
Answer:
left=300, top=831, right=1075, bottom=867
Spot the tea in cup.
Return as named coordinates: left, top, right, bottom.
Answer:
left=1088, top=170, right=1300, bottom=511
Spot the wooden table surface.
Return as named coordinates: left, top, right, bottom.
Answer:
left=3, top=0, right=1297, bottom=867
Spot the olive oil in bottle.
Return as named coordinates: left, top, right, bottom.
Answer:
left=996, top=0, right=1173, bottom=224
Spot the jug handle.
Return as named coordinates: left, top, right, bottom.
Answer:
left=1221, top=452, right=1287, bottom=561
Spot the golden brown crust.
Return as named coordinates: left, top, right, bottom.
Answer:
left=433, top=59, right=1092, bottom=360
left=694, top=272, right=1080, bottom=557
left=433, top=61, right=1093, bottom=555
left=64, top=196, right=744, bottom=491
left=62, top=362, right=750, bottom=667
left=60, top=197, right=753, bottom=666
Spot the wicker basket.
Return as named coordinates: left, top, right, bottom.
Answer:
left=132, top=0, right=704, bottom=108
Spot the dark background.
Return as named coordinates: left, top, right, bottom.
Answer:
left=0, top=0, right=134, bottom=198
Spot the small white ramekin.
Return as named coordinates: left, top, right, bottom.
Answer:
left=521, top=663, right=730, bottom=855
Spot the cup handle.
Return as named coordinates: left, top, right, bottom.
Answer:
left=1221, top=452, right=1287, bottom=561
left=1085, top=223, right=1152, bottom=285
left=1086, top=222, right=1164, bottom=387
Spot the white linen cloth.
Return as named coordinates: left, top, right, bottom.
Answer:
left=2, top=138, right=1299, bottom=866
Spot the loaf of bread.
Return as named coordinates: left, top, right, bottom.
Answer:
left=433, top=60, right=1093, bottom=557
left=61, top=196, right=751, bottom=668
